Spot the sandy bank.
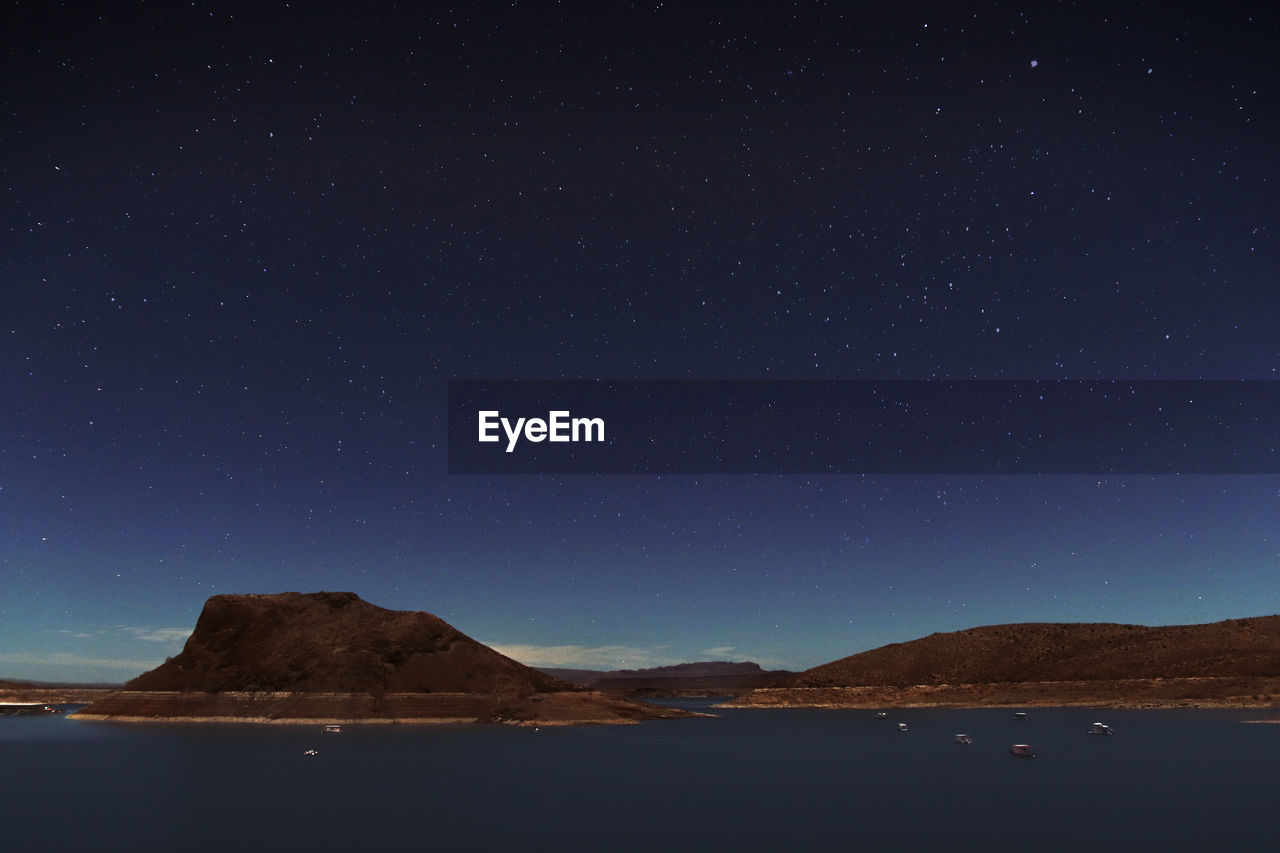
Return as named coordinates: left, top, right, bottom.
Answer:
left=71, top=689, right=698, bottom=726
left=720, top=676, right=1280, bottom=710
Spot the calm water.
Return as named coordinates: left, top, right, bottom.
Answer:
left=2, top=701, right=1275, bottom=851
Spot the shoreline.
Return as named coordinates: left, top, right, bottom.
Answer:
left=719, top=677, right=1280, bottom=710
left=68, top=714, right=646, bottom=726
left=68, top=689, right=701, bottom=726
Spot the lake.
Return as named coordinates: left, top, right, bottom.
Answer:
left=3, top=701, right=1274, bottom=851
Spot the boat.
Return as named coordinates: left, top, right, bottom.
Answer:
left=1013, top=711, right=1028, bottom=720
left=323, top=724, right=342, bottom=733
left=1009, top=743, right=1037, bottom=757
left=302, top=749, right=318, bottom=756
left=0, top=703, right=63, bottom=716
left=954, top=733, right=973, bottom=744
left=876, top=711, right=888, bottom=719
left=897, top=722, right=909, bottom=731
left=1088, top=722, right=1113, bottom=735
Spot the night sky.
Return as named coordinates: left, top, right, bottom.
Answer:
left=3, top=3, right=1277, bottom=682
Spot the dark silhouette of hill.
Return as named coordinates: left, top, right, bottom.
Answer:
left=125, top=591, right=568, bottom=694
left=75, top=592, right=695, bottom=724
left=540, top=661, right=795, bottom=692
left=0, top=678, right=118, bottom=705
left=797, top=615, right=1280, bottom=687
left=0, top=678, right=121, bottom=689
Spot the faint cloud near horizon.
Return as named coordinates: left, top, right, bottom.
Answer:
left=489, top=642, right=792, bottom=670
left=53, top=626, right=191, bottom=645
left=486, top=643, right=682, bottom=670
left=0, top=651, right=163, bottom=671
left=115, top=626, right=191, bottom=644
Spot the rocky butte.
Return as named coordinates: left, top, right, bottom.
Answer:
left=72, top=592, right=693, bottom=725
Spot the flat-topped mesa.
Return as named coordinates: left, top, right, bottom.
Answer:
left=74, top=592, right=694, bottom=725
left=125, top=591, right=567, bottom=695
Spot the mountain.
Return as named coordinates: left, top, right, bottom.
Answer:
left=725, top=615, right=1280, bottom=709
left=73, top=592, right=693, bottom=725
left=0, top=678, right=122, bottom=689
left=124, top=591, right=567, bottom=694
left=540, top=661, right=796, bottom=693
left=0, top=678, right=119, bottom=705
left=796, top=616, right=1280, bottom=687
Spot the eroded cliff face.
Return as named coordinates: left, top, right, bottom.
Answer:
left=125, top=591, right=569, bottom=695
left=75, top=592, right=697, bottom=724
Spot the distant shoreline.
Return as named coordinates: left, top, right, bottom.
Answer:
left=1, top=687, right=117, bottom=705
left=719, top=677, right=1280, bottom=710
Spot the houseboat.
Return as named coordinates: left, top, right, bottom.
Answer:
left=897, top=722, right=909, bottom=731
left=323, top=724, right=342, bottom=734
left=954, top=733, right=973, bottom=744
left=1013, top=711, right=1028, bottom=720
left=1009, top=743, right=1037, bottom=757
left=1088, top=722, right=1113, bottom=735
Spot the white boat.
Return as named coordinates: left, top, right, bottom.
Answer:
left=1009, top=743, right=1036, bottom=757
left=0, top=703, right=63, bottom=716
left=303, top=749, right=318, bottom=756
left=1013, top=711, right=1028, bottom=720
left=897, top=722, right=909, bottom=731
left=323, top=724, right=342, bottom=734
left=1088, top=722, right=1113, bottom=735
left=954, top=733, right=973, bottom=744
left=876, top=712, right=888, bottom=719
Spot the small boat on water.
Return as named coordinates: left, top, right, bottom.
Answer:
left=1013, top=711, right=1028, bottom=720
left=897, top=722, right=909, bottom=731
left=323, top=724, right=342, bottom=734
left=1088, top=722, right=1113, bottom=735
left=954, top=733, right=973, bottom=744
left=0, top=703, right=63, bottom=716
left=1009, top=743, right=1037, bottom=757
left=876, top=711, right=888, bottom=719
left=303, top=749, right=318, bottom=756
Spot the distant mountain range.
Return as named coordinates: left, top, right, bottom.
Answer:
left=0, top=678, right=121, bottom=690
left=0, top=678, right=119, bottom=705
left=539, top=661, right=796, bottom=693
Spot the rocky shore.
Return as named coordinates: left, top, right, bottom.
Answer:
left=71, top=689, right=696, bottom=725
left=720, top=676, right=1280, bottom=710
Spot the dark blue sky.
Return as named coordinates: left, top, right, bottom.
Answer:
left=2, top=2, right=1276, bottom=681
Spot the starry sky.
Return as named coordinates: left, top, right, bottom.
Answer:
left=3, top=2, right=1277, bottom=683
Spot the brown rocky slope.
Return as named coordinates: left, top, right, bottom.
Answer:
left=727, top=615, right=1280, bottom=709
left=73, top=592, right=692, bottom=725
left=797, top=616, right=1280, bottom=687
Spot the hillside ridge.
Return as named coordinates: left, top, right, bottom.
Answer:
left=798, top=615, right=1280, bottom=687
